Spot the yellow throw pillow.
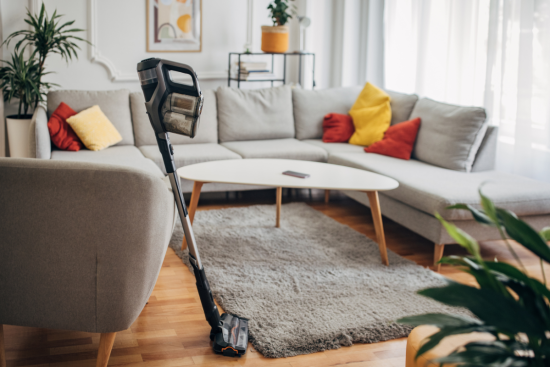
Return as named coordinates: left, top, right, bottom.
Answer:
left=66, top=105, right=122, bottom=151
left=348, top=83, right=392, bottom=146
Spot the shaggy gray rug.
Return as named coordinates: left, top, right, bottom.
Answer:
left=168, top=203, right=459, bottom=358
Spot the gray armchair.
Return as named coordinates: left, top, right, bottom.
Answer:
left=0, top=158, right=175, bottom=366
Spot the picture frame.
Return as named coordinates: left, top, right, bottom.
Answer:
left=146, top=0, right=202, bottom=53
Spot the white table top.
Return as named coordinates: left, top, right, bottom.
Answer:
left=177, top=159, right=399, bottom=192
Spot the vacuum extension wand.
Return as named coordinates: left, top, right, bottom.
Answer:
left=137, top=58, right=248, bottom=357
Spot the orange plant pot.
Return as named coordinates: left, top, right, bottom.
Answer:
left=261, top=26, right=289, bottom=53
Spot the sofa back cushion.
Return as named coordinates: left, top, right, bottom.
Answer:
left=130, top=89, right=218, bottom=146
left=217, top=86, right=294, bottom=142
left=293, top=86, right=362, bottom=140
left=411, top=98, right=488, bottom=172
left=47, top=89, right=134, bottom=146
left=385, top=90, right=419, bottom=125
left=292, top=86, right=420, bottom=140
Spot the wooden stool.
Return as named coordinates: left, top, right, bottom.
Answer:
left=406, top=325, right=494, bottom=367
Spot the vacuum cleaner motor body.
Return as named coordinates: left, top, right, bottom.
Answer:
left=137, top=58, right=203, bottom=138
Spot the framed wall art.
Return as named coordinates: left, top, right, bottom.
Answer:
left=146, top=0, right=202, bottom=52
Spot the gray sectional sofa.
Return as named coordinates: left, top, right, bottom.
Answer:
left=30, top=86, right=550, bottom=267
left=0, top=157, right=176, bottom=365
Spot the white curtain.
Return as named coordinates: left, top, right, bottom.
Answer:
left=384, top=0, right=550, bottom=182
left=303, top=0, right=385, bottom=89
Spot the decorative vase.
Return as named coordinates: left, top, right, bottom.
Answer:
left=7, top=115, right=33, bottom=158
left=261, top=25, right=289, bottom=53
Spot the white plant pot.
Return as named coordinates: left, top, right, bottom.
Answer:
left=7, top=115, right=33, bottom=158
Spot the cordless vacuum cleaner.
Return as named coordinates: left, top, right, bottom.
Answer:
left=137, top=58, right=249, bottom=357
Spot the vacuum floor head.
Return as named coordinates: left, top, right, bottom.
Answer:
left=212, top=313, right=249, bottom=357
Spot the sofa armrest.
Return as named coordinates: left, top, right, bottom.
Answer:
left=0, top=159, right=175, bottom=333
left=29, top=105, right=51, bottom=159
left=471, top=126, right=498, bottom=172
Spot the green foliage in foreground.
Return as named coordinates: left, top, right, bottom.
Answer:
left=398, top=188, right=550, bottom=366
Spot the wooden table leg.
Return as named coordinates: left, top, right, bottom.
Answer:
left=181, top=181, right=204, bottom=251
left=366, top=191, right=389, bottom=266
left=324, top=189, right=330, bottom=203
left=276, top=187, right=282, bottom=228
left=96, top=332, right=116, bottom=367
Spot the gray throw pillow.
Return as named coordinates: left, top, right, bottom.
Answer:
left=292, top=86, right=362, bottom=140
left=385, top=90, right=419, bottom=125
left=411, top=98, right=488, bottom=172
left=217, top=86, right=294, bottom=142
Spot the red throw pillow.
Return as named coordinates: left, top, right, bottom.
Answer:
left=364, top=117, right=421, bottom=160
left=48, top=102, right=83, bottom=151
left=322, top=113, right=355, bottom=143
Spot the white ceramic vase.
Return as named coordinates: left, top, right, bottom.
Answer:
left=7, top=115, right=33, bottom=158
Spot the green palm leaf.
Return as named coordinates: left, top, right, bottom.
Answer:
left=399, top=190, right=550, bottom=366
left=0, top=2, right=89, bottom=110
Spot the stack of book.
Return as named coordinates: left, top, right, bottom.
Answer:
left=232, top=61, right=277, bottom=81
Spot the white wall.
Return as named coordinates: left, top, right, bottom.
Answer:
left=1, top=0, right=278, bottom=93
left=0, top=0, right=342, bottom=96
left=0, top=0, right=384, bottom=156
left=0, top=0, right=312, bottom=156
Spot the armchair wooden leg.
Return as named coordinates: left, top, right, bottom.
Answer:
left=0, top=324, right=6, bottom=367
left=324, top=189, right=330, bottom=203
left=434, top=244, right=445, bottom=272
left=96, top=332, right=116, bottom=367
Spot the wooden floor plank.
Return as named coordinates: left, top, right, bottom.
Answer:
left=4, top=190, right=545, bottom=367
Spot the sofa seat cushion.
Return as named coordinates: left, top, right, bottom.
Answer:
left=302, top=139, right=365, bottom=156
left=329, top=152, right=550, bottom=220
left=140, top=144, right=242, bottom=174
left=51, top=146, right=163, bottom=179
left=47, top=89, right=134, bottom=146
left=222, top=139, right=328, bottom=162
left=131, top=90, right=218, bottom=146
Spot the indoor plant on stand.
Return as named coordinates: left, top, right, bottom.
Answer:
left=261, top=0, right=296, bottom=53
left=1, top=4, right=85, bottom=157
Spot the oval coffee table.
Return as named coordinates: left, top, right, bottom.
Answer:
left=177, top=159, right=399, bottom=265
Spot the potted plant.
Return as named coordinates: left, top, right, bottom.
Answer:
left=399, top=189, right=550, bottom=366
left=0, top=51, right=41, bottom=157
left=1, top=4, right=85, bottom=157
left=261, top=0, right=296, bottom=53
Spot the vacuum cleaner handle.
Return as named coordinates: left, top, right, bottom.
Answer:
left=161, top=60, right=202, bottom=97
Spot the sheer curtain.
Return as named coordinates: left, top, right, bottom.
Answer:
left=384, top=0, right=550, bottom=182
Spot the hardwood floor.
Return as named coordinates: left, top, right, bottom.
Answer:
left=3, top=189, right=548, bottom=367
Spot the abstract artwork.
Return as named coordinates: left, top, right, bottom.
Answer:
left=147, top=0, right=202, bottom=52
